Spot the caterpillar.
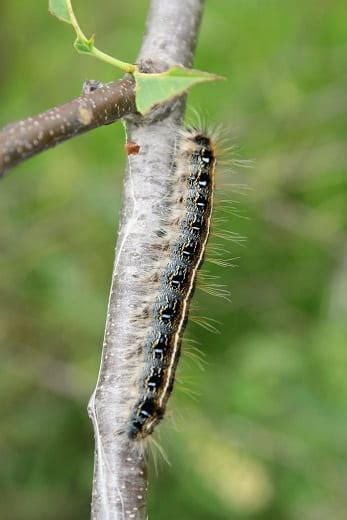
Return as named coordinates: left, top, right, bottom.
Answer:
left=128, top=127, right=217, bottom=440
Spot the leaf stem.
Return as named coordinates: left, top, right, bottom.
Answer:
left=67, top=0, right=136, bottom=73
left=91, top=47, right=136, bottom=73
left=66, top=0, right=86, bottom=42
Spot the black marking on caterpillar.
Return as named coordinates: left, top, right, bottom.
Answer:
left=128, top=128, right=216, bottom=440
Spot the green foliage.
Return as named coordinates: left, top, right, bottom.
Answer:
left=1, top=1, right=347, bottom=519
left=134, top=67, right=223, bottom=114
left=48, top=0, right=222, bottom=114
left=48, top=0, right=71, bottom=24
left=49, top=0, right=136, bottom=73
left=74, top=36, right=94, bottom=54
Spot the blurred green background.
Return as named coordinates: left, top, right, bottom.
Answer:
left=1, top=1, right=346, bottom=518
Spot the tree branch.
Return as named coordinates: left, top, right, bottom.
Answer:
left=0, top=76, right=135, bottom=178
left=88, top=1, right=205, bottom=519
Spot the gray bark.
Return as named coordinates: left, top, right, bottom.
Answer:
left=88, top=1, right=205, bottom=519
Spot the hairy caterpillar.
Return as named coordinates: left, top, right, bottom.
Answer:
left=128, top=128, right=217, bottom=440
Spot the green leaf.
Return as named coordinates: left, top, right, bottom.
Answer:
left=48, top=0, right=72, bottom=24
left=74, top=36, right=94, bottom=54
left=134, top=66, right=224, bottom=114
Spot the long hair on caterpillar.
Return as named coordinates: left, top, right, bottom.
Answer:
left=124, top=118, right=248, bottom=443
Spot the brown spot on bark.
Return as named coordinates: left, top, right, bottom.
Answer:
left=125, top=142, right=140, bottom=155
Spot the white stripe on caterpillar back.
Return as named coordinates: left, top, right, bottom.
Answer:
left=128, top=128, right=217, bottom=440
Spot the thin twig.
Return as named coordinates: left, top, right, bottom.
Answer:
left=88, top=1, right=205, bottom=519
left=0, top=76, right=135, bottom=178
